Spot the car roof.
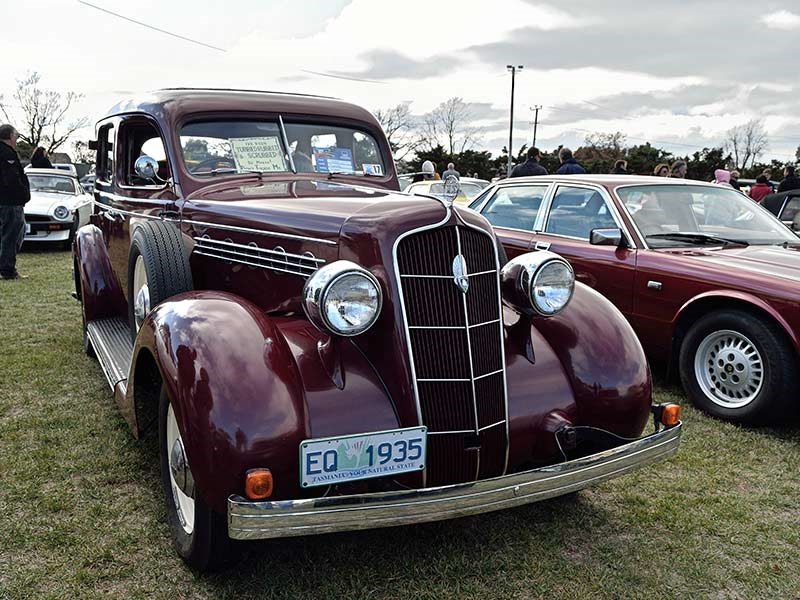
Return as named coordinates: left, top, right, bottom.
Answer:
left=493, top=174, right=721, bottom=190
left=101, top=88, right=376, bottom=126
left=25, top=168, right=77, bottom=178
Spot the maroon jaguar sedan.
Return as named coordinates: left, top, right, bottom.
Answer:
left=471, top=175, right=800, bottom=424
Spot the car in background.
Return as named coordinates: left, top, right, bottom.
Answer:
left=80, top=173, right=96, bottom=193
left=406, top=178, right=486, bottom=203
left=73, top=89, right=681, bottom=570
left=24, top=168, right=92, bottom=248
left=760, top=190, right=800, bottom=233
left=462, top=176, right=490, bottom=190
left=471, top=174, right=800, bottom=424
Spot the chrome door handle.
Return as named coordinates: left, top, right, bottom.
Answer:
left=534, top=241, right=551, bottom=251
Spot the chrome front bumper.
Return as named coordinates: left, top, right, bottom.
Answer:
left=228, top=423, right=681, bottom=540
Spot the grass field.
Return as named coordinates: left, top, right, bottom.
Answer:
left=1, top=249, right=799, bottom=600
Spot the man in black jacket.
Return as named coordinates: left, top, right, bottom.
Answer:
left=0, top=124, right=31, bottom=280
left=777, top=165, right=800, bottom=193
left=510, top=147, right=548, bottom=177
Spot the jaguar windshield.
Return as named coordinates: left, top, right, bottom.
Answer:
left=617, top=184, right=797, bottom=247
left=180, top=120, right=386, bottom=178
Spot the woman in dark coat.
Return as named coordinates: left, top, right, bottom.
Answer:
left=30, top=147, right=53, bottom=169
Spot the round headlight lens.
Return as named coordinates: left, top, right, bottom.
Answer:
left=530, top=260, right=574, bottom=315
left=322, top=272, right=381, bottom=335
left=54, top=205, right=71, bottom=220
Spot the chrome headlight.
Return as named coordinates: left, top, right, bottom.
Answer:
left=500, top=251, right=575, bottom=316
left=53, top=205, right=71, bottom=220
left=303, top=260, right=382, bottom=336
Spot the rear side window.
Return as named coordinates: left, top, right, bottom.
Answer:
left=545, top=186, right=616, bottom=239
left=480, top=185, right=548, bottom=231
left=96, top=124, right=114, bottom=183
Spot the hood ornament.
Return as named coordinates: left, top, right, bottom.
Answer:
left=452, top=254, right=469, bottom=294
left=441, top=174, right=460, bottom=208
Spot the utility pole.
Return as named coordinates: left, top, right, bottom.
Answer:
left=530, top=105, right=542, bottom=148
left=506, top=65, right=523, bottom=176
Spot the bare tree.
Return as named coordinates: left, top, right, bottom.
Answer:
left=0, top=72, right=88, bottom=154
left=72, top=140, right=94, bottom=163
left=419, top=97, right=481, bottom=154
left=724, top=119, right=769, bottom=170
left=578, top=131, right=627, bottom=161
left=374, top=102, right=420, bottom=161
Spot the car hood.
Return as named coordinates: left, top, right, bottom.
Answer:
left=25, top=191, right=83, bottom=215
left=658, top=245, right=800, bottom=284
left=182, top=177, right=462, bottom=250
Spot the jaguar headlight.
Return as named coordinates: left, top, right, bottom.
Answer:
left=500, top=251, right=575, bottom=317
left=53, top=205, right=71, bottom=220
left=303, top=260, right=382, bottom=336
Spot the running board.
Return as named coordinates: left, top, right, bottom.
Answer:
left=86, top=317, right=133, bottom=396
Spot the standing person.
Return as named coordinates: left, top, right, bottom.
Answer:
left=670, top=160, right=688, bottom=178
left=713, top=169, right=732, bottom=186
left=510, top=146, right=548, bottom=177
left=610, top=159, right=628, bottom=174
left=0, top=124, right=31, bottom=280
left=442, top=162, right=460, bottom=180
left=748, top=175, right=773, bottom=202
left=729, top=170, right=741, bottom=190
left=777, top=165, right=800, bottom=192
left=653, top=163, right=670, bottom=177
left=556, top=147, right=586, bottom=174
left=29, top=147, right=54, bottom=169
left=761, top=169, right=775, bottom=191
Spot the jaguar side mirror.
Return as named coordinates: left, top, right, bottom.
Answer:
left=134, top=155, right=162, bottom=182
left=590, top=228, right=626, bottom=248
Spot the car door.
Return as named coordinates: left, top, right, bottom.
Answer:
left=97, top=116, right=179, bottom=301
left=476, top=183, right=551, bottom=261
left=533, top=183, right=636, bottom=315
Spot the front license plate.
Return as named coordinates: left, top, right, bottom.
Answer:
left=300, top=426, right=427, bottom=488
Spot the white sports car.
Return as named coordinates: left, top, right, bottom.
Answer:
left=24, top=169, right=92, bottom=248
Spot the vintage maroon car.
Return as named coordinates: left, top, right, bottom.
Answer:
left=73, top=90, right=681, bottom=570
left=471, top=175, right=800, bottom=423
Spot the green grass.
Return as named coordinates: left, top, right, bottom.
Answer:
left=1, top=249, right=799, bottom=600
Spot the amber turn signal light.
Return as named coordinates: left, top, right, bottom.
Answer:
left=245, top=468, right=273, bottom=500
left=661, top=404, right=681, bottom=427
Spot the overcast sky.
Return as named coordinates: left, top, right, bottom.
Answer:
left=0, top=0, right=797, bottom=162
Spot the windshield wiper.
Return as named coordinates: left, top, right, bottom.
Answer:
left=645, top=232, right=750, bottom=247
left=196, top=168, right=263, bottom=179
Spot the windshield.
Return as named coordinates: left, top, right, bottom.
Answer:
left=28, top=175, right=78, bottom=194
left=617, top=184, right=797, bottom=247
left=179, top=119, right=387, bottom=178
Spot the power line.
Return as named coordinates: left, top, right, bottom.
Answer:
left=77, top=1, right=226, bottom=52
left=299, top=69, right=387, bottom=84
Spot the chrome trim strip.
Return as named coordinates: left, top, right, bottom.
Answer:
left=194, top=250, right=316, bottom=277
left=399, top=269, right=497, bottom=279
left=469, top=318, right=500, bottom=329
left=183, top=219, right=337, bottom=246
left=454, top=226, right=482, bottom=481
left=227, top=423, right=682, bottom=540
left=408, top=318, right=499, bottom=331
left=479, top=420, right=505, bottom=432
left=193, top=245, right=318, bottom=274
left=474, top=368, right=504, bottom=381
left=194, top=236, right=325, bottom=264
left=427, top=429, right=474, bottom=436
left=417, top=378, right=471, bottom=383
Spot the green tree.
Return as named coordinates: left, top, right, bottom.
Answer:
left=625, top=143, right=672, bottom=175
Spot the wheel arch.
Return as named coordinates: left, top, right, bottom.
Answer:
left=671, top=292, right=800, bottom=371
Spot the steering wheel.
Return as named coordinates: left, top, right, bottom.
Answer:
left=189, top=157, right=236, bottom=174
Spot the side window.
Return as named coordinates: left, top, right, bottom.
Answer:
left=481, top=185, right=548, bottom=231
left=782, top=198, right=800, bottom=223
left=96, top=124, right=114, bottom=184
left=545, top=186, right=616, bottom=239
left=120, top=119, right=169, bottom=186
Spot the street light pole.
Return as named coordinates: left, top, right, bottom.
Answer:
left=530, top=104, right=542, bottom=148
left=506, top=64, right=523, bottom=176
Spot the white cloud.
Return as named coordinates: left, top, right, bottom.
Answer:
left=760, top=9, right=800, bottom=30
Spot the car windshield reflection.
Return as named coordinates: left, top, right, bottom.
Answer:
left=617, top=184, right=797, bottom=247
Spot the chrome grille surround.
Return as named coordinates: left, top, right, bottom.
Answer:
left=393, top=209, right=509, bottom=486
left=193, top=236, right=325, bottom=277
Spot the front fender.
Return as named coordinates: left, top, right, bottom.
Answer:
left=73, top=224, right=125, bottom=321
left=130, top=291, right=309, bottom=513
left=530, top=282, right=652, bottom=438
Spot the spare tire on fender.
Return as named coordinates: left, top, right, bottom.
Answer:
left=127, top=220, right=193, bottom=343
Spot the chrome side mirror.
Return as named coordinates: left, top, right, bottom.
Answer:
left=134, top=155, right=161, bottom=182
left=590, top=228, right=626, bottom=247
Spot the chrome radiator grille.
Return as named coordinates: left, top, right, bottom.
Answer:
left=396, top=224, right=508, bottom=486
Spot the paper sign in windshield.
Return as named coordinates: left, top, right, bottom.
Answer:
left=230, top=136, right=286, bottom=172
left=362, top=163, right=383, bottom=176
left=313, top=147, right=355, bottom=174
